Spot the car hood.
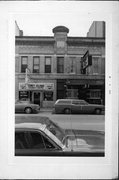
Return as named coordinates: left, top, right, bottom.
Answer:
left=63, top=129, right=104, bottom=152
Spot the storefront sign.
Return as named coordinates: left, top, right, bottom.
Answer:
left=19, top=83, right=54, bottom=91
left=82, top=50, right=92, bottom=69
left=19, top=91, right=29, bottom=99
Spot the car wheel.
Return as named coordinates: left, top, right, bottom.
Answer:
left=64, top=108, right=71, bottom=114
left=25, top=107, right=32, bottom=114
left=95, top=109, right=101, bottom=115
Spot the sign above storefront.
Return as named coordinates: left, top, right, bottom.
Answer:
left=19, top=83, right=54, bottom=91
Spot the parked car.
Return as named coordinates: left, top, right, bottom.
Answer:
left=15, top=100, right=40, bottom=114
left=15, top=116, right=104, bottom=156
left=54, top=99, right=105, bottom=114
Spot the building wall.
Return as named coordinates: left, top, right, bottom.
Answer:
left=15, top=25, right=105, bottom=106
left=87, top=21, right=105, bottom=38
left=15, top=21, right=23, bottom=36
left=15, top=46, right=105, bottom=75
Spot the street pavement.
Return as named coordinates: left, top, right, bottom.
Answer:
left=16, top=110, right=105, bottom=131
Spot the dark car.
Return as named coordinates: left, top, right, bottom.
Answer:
left=15, top=100, right=40, bottom=114
left=15, top=116, right=104, bottom=156
left=54, top=99, right=105, bottom=114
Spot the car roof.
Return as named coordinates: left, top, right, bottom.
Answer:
left=15, top=120, right=64, bottom=148
left=56, top=99, right=72, bottom=102
left=15, top=122, right=46, bottom=131
left=15, top=100, right=31, bottom=103
left=56, top=99, right=85, bottom=102
left=15, top=115, right=52, bottom=126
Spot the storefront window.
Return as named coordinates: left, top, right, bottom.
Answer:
left=44, top=91, right=53, bottom=101
left=19, top=91, right=29, bottom=101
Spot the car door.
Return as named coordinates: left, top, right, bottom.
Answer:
left=15, top=129, right=61, bottom=156
left=15, top=102, right=23, bottom=113
left=80, top=100, right=91, bottom=114
left=71, top=100, right=82, bottom=114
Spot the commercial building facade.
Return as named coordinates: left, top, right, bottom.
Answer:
left=15, top=24, right=105, bottom=108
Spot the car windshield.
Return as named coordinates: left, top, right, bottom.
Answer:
left=19, top=101, right=30, bottom=104
left=46, top=121, right=65, bottom=143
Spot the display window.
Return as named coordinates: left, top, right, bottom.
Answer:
left=19, top=91, right=29, bottom=101
left=44, top=91, right=53, bottom=101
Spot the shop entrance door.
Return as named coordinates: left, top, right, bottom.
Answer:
left=33, top=92, right=40, bottom=105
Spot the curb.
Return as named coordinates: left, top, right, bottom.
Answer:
left=40, top=109, right=53, bottom=112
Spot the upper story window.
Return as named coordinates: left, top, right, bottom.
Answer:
left=69, top=57, right=76, bottom=73
left=45, top=57, right=51, bottom=73
left=101, top=57, right=105, bottom=74
left=21, top=56, right=28, bottom=73
left=33, top=57, right=40, bottom=73
left=57, top=57, right=64, bottom=73
left=93, top=57, right=99, bottom=74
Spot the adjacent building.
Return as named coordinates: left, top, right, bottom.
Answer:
left=15, top=21, right=23, bottom=36
left=87, top=21, right=105, bottom=38
left=15, top=22, right=105, bottom=108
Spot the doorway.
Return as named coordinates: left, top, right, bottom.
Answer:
left=33, top=92, right=40, bottom=105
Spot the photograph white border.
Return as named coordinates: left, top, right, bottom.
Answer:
left=0, top=1, right=118, bottom=179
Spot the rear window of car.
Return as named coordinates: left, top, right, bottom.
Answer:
left=72, top=100, right=87, bottom=105
left=57, top=100, right=71, bottom=104
left=72, top=100, right=80, bottom=105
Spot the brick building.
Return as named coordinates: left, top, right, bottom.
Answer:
left=15, top=23, right=105, bottom=108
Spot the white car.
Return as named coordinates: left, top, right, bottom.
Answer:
left=15, top=116, right=104, bottom=156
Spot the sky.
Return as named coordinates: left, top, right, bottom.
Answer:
left=14, top=1, right=113, bottom=37
left=14, top=2, right=101, bottom=37
left=15, top=14, right=93, bottom=37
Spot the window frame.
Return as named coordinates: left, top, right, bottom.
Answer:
left=57, top=100, right=71, bottom=104
left=92, top=56, right=100, bottom=74
left=57, top=57, right=64, bottom=73
left=45, top=56, right=52, bottom=73
left=69, top=57, right=76, bottom=73
left=21, top=56, right=28, bottom=73
left=33, top=56, right=40, bottom=73
left=44, top=91, right=53, bottom=101
left=72, top=100, right=88, bottom=105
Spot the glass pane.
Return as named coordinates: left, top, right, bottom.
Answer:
left=21, top=64, right=27, bottom=73
left=34, top=65, right=39, bottom=69
left=15, top=132, right=26, bottom=149
left=29, top=132, right=45, bottom=149
left=44, top=91, right=53, bottom=101
left=93, top=57, right=99, bottom=74
left=45, top=65, right=51, bottom=73
left=72, top=101, right=80, bottom=105
left=57, top=57, right=64, bottom=73
left=22, top=57, right=27, bottom=64
left=34, top=57, right=39, bottom=64
left=45, top=57, right=51, bottom=65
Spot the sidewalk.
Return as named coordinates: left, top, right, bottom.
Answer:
left=40, top=108, right=53, bottom=112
